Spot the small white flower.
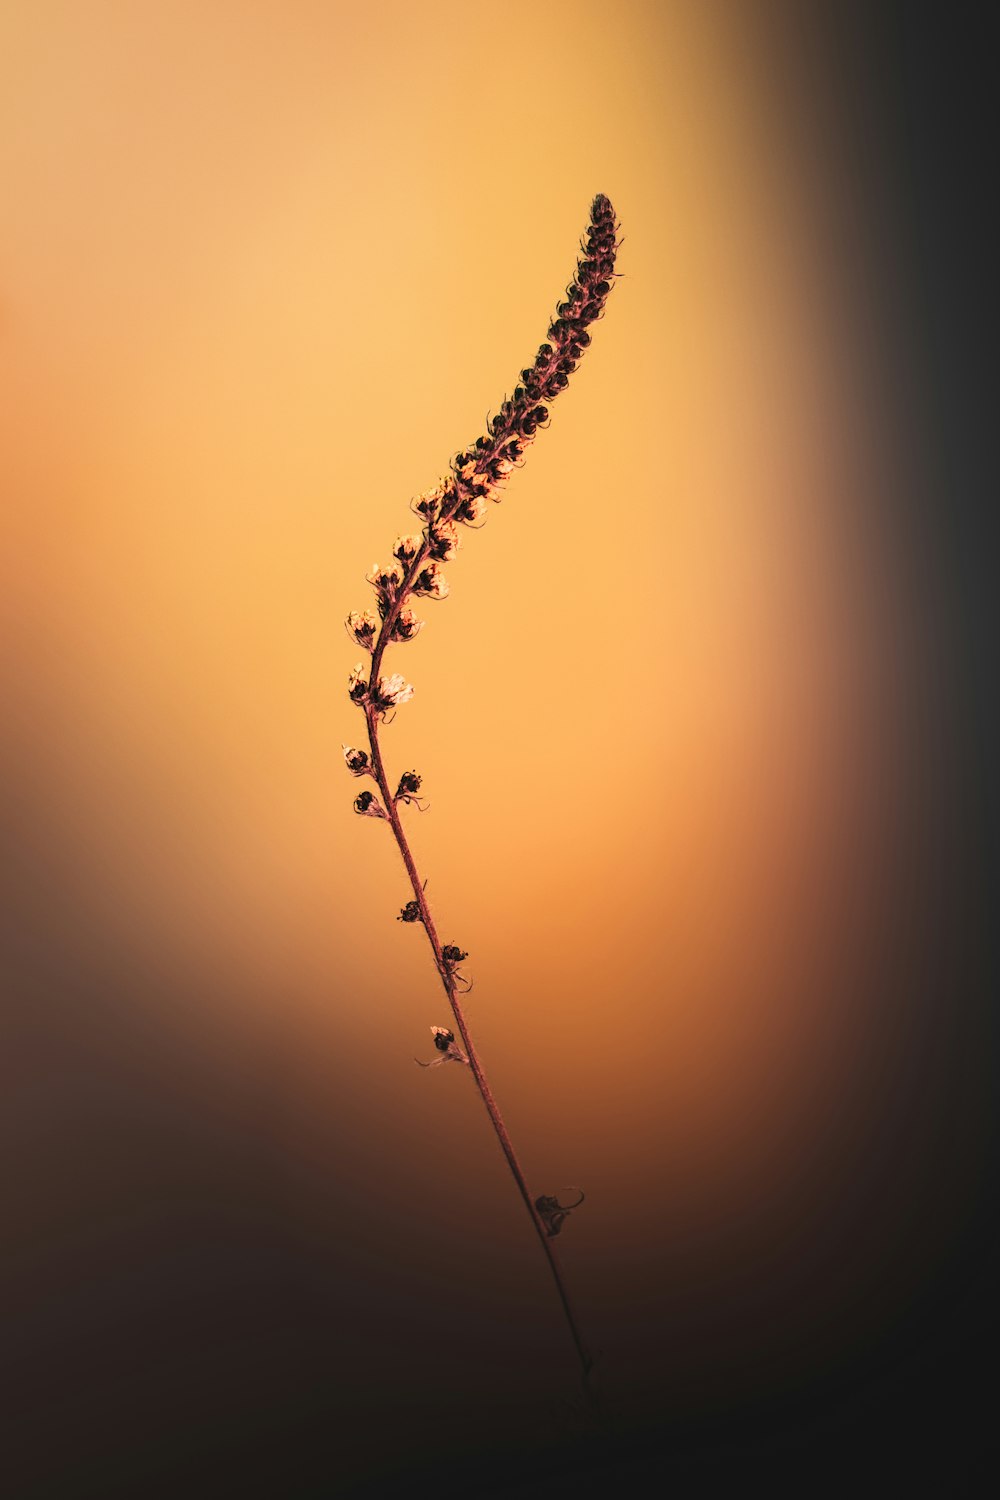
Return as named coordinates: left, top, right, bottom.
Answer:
left=376, top=673, right=413, bottom=709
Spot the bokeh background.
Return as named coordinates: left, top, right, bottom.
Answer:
left=2, top=1, right=994, bottom=1493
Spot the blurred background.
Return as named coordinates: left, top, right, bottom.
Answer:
left=1, top=1, right=994, bottom=1493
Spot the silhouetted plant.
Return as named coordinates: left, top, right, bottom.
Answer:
left=344, top=195, right=619, bottom=1403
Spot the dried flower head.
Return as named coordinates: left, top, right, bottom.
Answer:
left=441, top=944, right=468, bottom=966
left=390, top=606, right=424, bottom=643
left=535, top=1188, right=586, bottom=1238
left=412, top=562, right=449, bottom=600
left=392, top=534, right=422, bottom=564
left=348, top=663, right=368, bottom=703
left=354, top=789, right=385, bottom=819
left=454, top=491, right=488, bottom=526
left=343, top=744, right=370, bottom=776
left=396, top=770, right=421, bottom=799
left=366, top=561, right=404, bottom=613
left=398, top=900, right=422, bottom=923
left=415, top=1024, right=469, bottom=1068
left=411, top=475, right=455, bottom=523
left=346, top=609, right=378, bottom=651
left=427, top=521, right=459, bottom=562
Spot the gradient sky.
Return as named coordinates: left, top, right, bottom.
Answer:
left=2, top=3, right=994, bottom=1494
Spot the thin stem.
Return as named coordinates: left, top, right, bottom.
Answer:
left=362, top=701, right=595, bottom=1390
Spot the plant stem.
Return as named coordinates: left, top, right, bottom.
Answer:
left=362, top=696, right=595, bottom=1392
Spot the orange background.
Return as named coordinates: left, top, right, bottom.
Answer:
left=2, top=2, right=984, bottom=1491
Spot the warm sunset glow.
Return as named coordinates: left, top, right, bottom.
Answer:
left=5, top=3, right=983, bottom=1491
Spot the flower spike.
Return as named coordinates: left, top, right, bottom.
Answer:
left=447, top=195, right=619, bottom=517
left=344, top=195, right=618, bottom=1400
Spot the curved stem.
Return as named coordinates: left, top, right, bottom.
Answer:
left=363, top=702, right=594, bottom=1390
